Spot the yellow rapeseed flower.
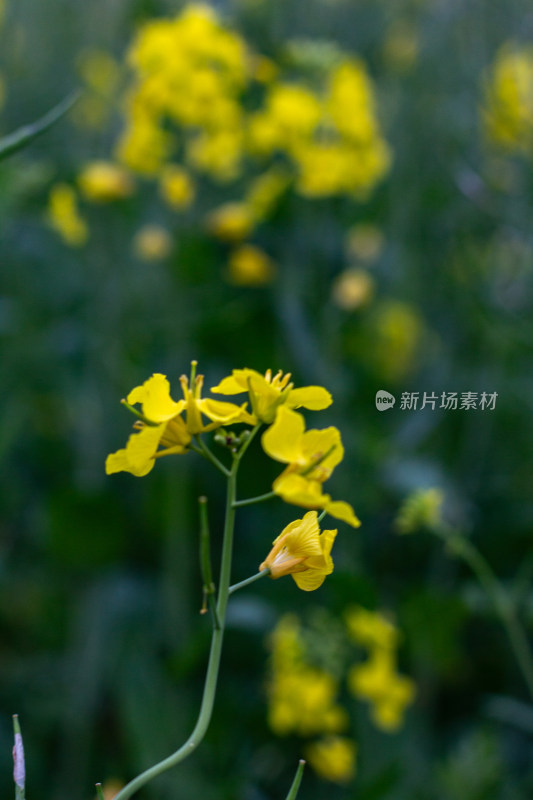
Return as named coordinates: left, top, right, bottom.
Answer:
left=331, top=268, right=374, bottom=310
left=345, top=606, right=399, bottom=650
left=159, top=164, right=195, bottom=210
left=305, top=736, right=357, bottom=783
left=106, top=369, right=253, bottom=476
left=259, top=510, right=337, bottom=591
left=48, top=184, right=88, bottom=247
left=348, top=648, right=415, bottom=732
left=484, top=43, right=533, bottom=153
left=261, top=407, right=360, bottom=527
left=395, top=488, right=444, bottom=534
left=133, top=225, right=172, bottom=261
left=78, top=161, right=135, bottom=203
left=227, top=245, right=275, bottom=286
left=211, top=367, right=332, bottom=424
left=206, top=202, right=255, bottom=242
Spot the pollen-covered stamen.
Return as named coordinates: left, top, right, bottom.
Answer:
left=279, top=372, right=292, bottom=389
left=264, top=368, right=273, bottom=382
left=194, top=373, right=204, bottom=399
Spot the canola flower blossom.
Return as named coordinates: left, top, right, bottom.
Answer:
left=346, top=606, right=415, bottom=732
left=262, top=406, right=360, bottom=527
left=77, top=161, right=135, bottom=203
left=47, top=183, right=88, bottom=247
left=211, top=367, right=332, bottom=424
left=484, top=43, right=533, bottom=153
left=305, top=736, right=357, bottom=784
left=259, top=510, right=337, bottom=591
left=105, top=370, right=253, bottom=476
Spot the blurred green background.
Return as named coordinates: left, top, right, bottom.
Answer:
left=2, top=0, right=533, bottom=797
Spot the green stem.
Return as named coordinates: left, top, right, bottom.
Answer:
left=196, top=436, right=230, bottom=477
left=229, top=569, right=270, bottom=595
left=437, top=527, right=533, bottom=702
left=111, top=460, right=239, bottom=800
left=198, top=496, right=219, bottom=629
left=285, top=760, right=306, bottom=800
left=95, top=785, right=105, bottom=800
left=0, top=90, right=81, bottom=161
left=317, top=509, right=327, bottom=523
left=233, top=490, right=276, bottom=508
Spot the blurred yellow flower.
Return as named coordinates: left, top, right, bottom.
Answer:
left=227, top=244, right=275, bottom=286
left=211, top=367, right=332, bottom=424
left=305, top=736, right=357, bottom=783
left=48, top=184, right=88, bottom=247
left=133, top=225, right=172, bottom=261
left=348, top=647, right=415, bottom=732
left=345, top=606, right=399, bottom=650
left=484, top=43, right=533, bottom=153
left=345, top=223, right=384, bottom=263
left=371, top=300, right=424, bottom=381
left=77, top=49, right=121, bottom=96
left=159, top=164, right=195, bottom=210
left=395, top=488, right=444, bottom=534
left=206, top=202, right=255, bottom=242
left=332, top=268, right=374, bottom=310
left=106, top=370, right=253, bottom=476
left=245, top=167, right=289, bottom=220
left=259, top=510, right=337, bottom=591
left=78, top=161, right=135, bottom=203
left=267, top=615, right=348, bottom=736
left=382, top=23, right=419, bottom=73
left=262, top=406, right=360, bottom=527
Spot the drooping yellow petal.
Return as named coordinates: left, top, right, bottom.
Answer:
left=280, top=510, right=323, bottom=557
left=262, top=406, right=306, bottom=464
left=288, top=385, right=333, bottom=411
left=127, top=373, right=184, bottom=422
left=273, top=471, right=330, bottom=508
left=325, top=500, right=361, bottom=528
left=106, top=423, right=164, bottom=476
left=210, top=372, right=250, bottom=395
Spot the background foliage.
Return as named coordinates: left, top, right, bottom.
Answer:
left=2, top=0, right=533, bottom=798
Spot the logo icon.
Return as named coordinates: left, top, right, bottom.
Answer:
left=375, top=390, right=396, bottom=411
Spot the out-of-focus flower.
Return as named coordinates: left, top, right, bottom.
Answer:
left=211, top=368, right=332, bottom=424
left=106, top=370, right=254, bottom=476
left=371, top=300, right=424, bottom=381
left=74, top=49, right=122, bottom=130
left=77, top=161, right=135, bottom=202
left=382, top=23, right=419, bottom=73
left=395, top=488, right=444, bottom=534
left=253, top=55, right=278, bottom=84
left=133, top=225, right=173, bottom=261
left=484, top=44, right=533, bottom=153
left=262, top=406, right=360, bottom=527
left=267, top=615, right=348, bottom=736
left=332, top=269, right=374, bottom=310
left=348, top=647, right=415, bottom=732
left=245, top=167, right=289, bottom=220
left=159, top=164, right=195, bottom=210
left=48, top=184, right=88, bottom=247
left=227, top=244, right=275, bottom=286
left=345, top=223, right=384, bottom=263
left=206, top=202, right=255, bottom=241
left=345, top=606, right=399, bottom=650
left=305, top=736, right=357, bottom=783
left=259, top=510, right=337, bottom=590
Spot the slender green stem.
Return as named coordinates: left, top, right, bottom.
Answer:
left=229, top=569, right=270, bottom=595
left=233, top=490, right=276, bottom=508
left=317, top=509, right=327, bottom=523
left=112, top=460, right=239, bottom=800
left=237, top=423, right=262, bottom=460
left=95, top=785, right=105, bottom=800
left=285, top=760, right=306, bottom=800
left=120, top=399, right=160, bottom=426
left=0, top=90, right=81, bottom=161
left=436, top=527, right=533, bottom=702
left=195, top=436, right=230, bottom=477
left=198, top=496, right=219, bottom=629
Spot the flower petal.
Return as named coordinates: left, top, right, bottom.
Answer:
left=127, top=373, right=184, bottom=422
left=273, top=472, right=330, bottom=507
left=288, top=385, right=333, bottom=411
left=262, top=406, right=306, bottom=464
left=326, top=500, right=361, bottom=528
left=200, top=397, right=255, bottom=425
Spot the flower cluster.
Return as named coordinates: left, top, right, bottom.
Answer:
left=106, top=363, right=358, bottom=527
left=266, top=615, right=356, bottom=784
left=483, top=43, right=533, bottom=153
left=346, top=606, right=415, bottom=732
